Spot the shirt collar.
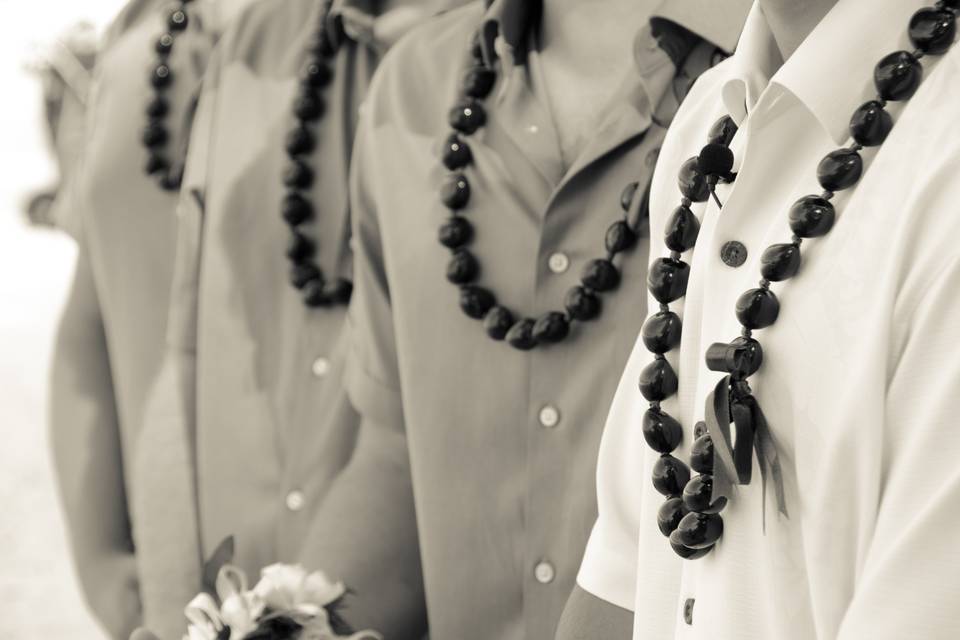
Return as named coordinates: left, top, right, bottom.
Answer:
left=722, top=0, right=927, bottom=144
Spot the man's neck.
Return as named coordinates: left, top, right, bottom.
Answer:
left=758, top=0, right=839, bottom=62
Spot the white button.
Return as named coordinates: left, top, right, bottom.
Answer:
left=285, top=490, right=305, bottom=512
left=527, top=124, right=539, bottom=134
left=547, top=252, right=569, bottom=274
left=534, top=561, right=555, bottom=584
left=538, top=405, right=560, bottom=428
left=311, top=357, right=330, bottom=378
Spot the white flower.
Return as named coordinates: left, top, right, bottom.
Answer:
left=253, top=564, right=347, bottom=612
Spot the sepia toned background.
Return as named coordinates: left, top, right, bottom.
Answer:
left=1, top=1, right=126, bottom=637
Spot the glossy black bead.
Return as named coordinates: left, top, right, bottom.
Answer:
left=293, top=89, right=325, bottom=120
left=939, top=0, right=960, bottom=8
left=670, top=538, right=713, bottom=560
left=664, top=205, right=700, bottom=253
left=620, top=181, right=640, bottom=213
left=647, top=258, right=690, bottom=304
left=689, top=434, right=715, bottom=474
left=157, top=170, right=183, bottom=191
left=605, top=220, right=637, bottom=254
left=678, top=157, right=710, bottom=202
left=448, top=100, right=486, bottom=134
left=302, top=279, right=330, bottom=307
left=155, top=33, right=174, bottom=55
left=440, top=174, right=471, bottom=210
left=760, top=243, right=801, bottom=281
left=281, top=193, right=313, bottom=226
left=682, top=474, right=727, bottom=514
left=564, top=286, right=602, bottom=321
left=290, top=263, right=321, bottom=289
left=735, top=288, right=780, bottom=330
left=144, top=154, right=168, bottom=175
left=642, top=408, right=683, bottom=453
left=145, top=95, right=169, bottom=118
left=462, top=66, right=497, bottom=98
left=532, top=312, right=570, bottom=343
left=581, top=259, right=620, bottom=292
left=446, top=249, right=479, bottom=284
left=909, top=8, right=957, bottom=55
left=283, top=159, right=314, bottom=189
left=789, top=195, right=836, bottom=238
left=483, top=305, right=514, bottom=340
left=849, top=100, right=893, bottom=147
left=438, top=216, right=473, bottom=249
left=638, top=358, right=679, bottom=402
left=697, top=143, right=734, bottom=177
left=641, top=310, right=682, bottom=354
left=285, top=126, right=315, bottom=155
left=324, top=278, right=353, bottom=304
left=657, top=497, right=689, bottom=536
left=875, top=51, right=923, bottom=101
left=300, top=61, right=332, bottom=88
left=441, top=134, right=473, bottom=171
left=142, top=122, right=168, bottom=147
left=674, top=512, right=724, bottom=549
left=151, top=64, right=173, bottom=88
left=652, top=455, right=691, bottom=496
left=459, top=285, right=495, bottom=319
left=707, top=115, right=737, bottom=146
left=506, top=318, right=538, bottom=350
left=705, top=337, right=763, bottom=378
left=286, top=231, right=315, bottom=262
left=817, top=148, right=862, bottom=191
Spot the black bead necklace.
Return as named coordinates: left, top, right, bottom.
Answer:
left=638, top=1, right=959, bottom=560
left=436, top=36, right=647, bottom=350
left=280, top=0, right=353, bottom=308
left=142, top=0, right=194, bottom=191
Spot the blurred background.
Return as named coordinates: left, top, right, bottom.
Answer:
left=1, top=1, right=126, bottom=637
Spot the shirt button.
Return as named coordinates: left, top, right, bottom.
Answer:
left=538, top=405, right=560, bottom=428
left=547, top=252, right=570, bottom=274
left=720, top=241, right=748, bottom=268
left=285, top=490, right=305, bottom=512
left=534, top=561, right=555, bottom=584
left=527, top=124, right=539, bottom=134
left=683, top=598, right=695, bottom=625
left=311, top=357, right=330, bottom=378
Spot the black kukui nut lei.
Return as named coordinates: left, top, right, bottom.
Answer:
left=638, top=4, right=958, bottom=559
left=279, top=1, right=352, bottom=308
left=435, top=32, right=648, bottom=350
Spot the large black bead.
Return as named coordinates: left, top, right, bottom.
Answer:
left=874, top=51, right=923, bottom=101
left=760, top=243, right=801, bottom=281
left=301, top=61, right=332, bottom=88
left=670, top=538, right=713, bottom=560
left=324, top=278, right=353, bottom=305
left=638, top=358, right=679, bottom=402
left=448, top=100, right=486, bottom=134
left=564, top=286, right=602, bottom=321
left=293, top=89, right=325, bottom=120
left=849, top=100, right=893, bottom=147
left=438, top=216, right=473, bottom=249
left=151, top=64, right=173, bottom=88
left=697, top=143, right=734, bottom=177
left=641, top=310, right=682, bottom=354
left=647, top=258, right=690, bottom=304
left=620, top=181, right=640, bottom=212
left=682, top=474, right=727, bottom=514
left=657, top=497, right=689, bottom=536
left=678, top=157, right=710, bottom=202
left=302, top=279, right=330, bottom=307
left=168, top=9, right=189, bottom=31
left=290, top=263, right=321, bottom=289
left=789, top=195, right=836, bottom=238
left=144, top=153, right=169, bottom=175
left=462, top=66, right=497, bottom=98
left=735, top=288, right=780, bottom=330
left=145, top=95, right=169, bottom=118
left=483, top=305, right=514, bottom=340
left=157, top=168, right=183, bottom=191
left=459, top=285, right=495, bottom=319
left=605, top=220, right=637, bottom=254
left=652, top=455, right=691, bottom=496
left=642, top=408, right=683, bottom=453
left=707, top=115, right=737, bottom=146
left=506, top=318, right=538, bottom=350
left=441, top=134, right=472, bottom=171
left=446, top=249, right=479, bottom=284
left=817, top=149, right=862, bottom=192
left=581, top=259, right=620, bottom=292
left=141, top=122, right=168, bottom=147
left=689, top=434, right=715, bottom=474
left=674, top=512, right=724, bottom=549
left=909, top=8, right=957, bottom=55
left=532, top=312, right=570, bottom=343
left=282, top=193, right=313, bottom=226
left=283, top=159, right=314, bottom=189
left=285, top=126, right=315, bottom=155
left=286, top=231, right=315, bottom=262
left=664, top=205, right=700, bottom=253
left=440, top=174, right=471, bottom=210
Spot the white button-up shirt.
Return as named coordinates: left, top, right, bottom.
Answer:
left=577, top=1, right=960, bottom=639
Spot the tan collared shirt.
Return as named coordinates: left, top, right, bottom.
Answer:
left=335, top=1, right=747, bottom=637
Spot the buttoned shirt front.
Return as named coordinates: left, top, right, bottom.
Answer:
left=578, top=2, right=960, bottom=639
left=344, top=1, right=746, bottom=637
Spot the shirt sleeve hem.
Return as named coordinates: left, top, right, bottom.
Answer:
left=575, top=522, right=637, bottom=613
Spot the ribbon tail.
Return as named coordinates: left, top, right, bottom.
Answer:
left=747, top=397, right=789, bottom=533
left=705, top=376, right=736, bottom=503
